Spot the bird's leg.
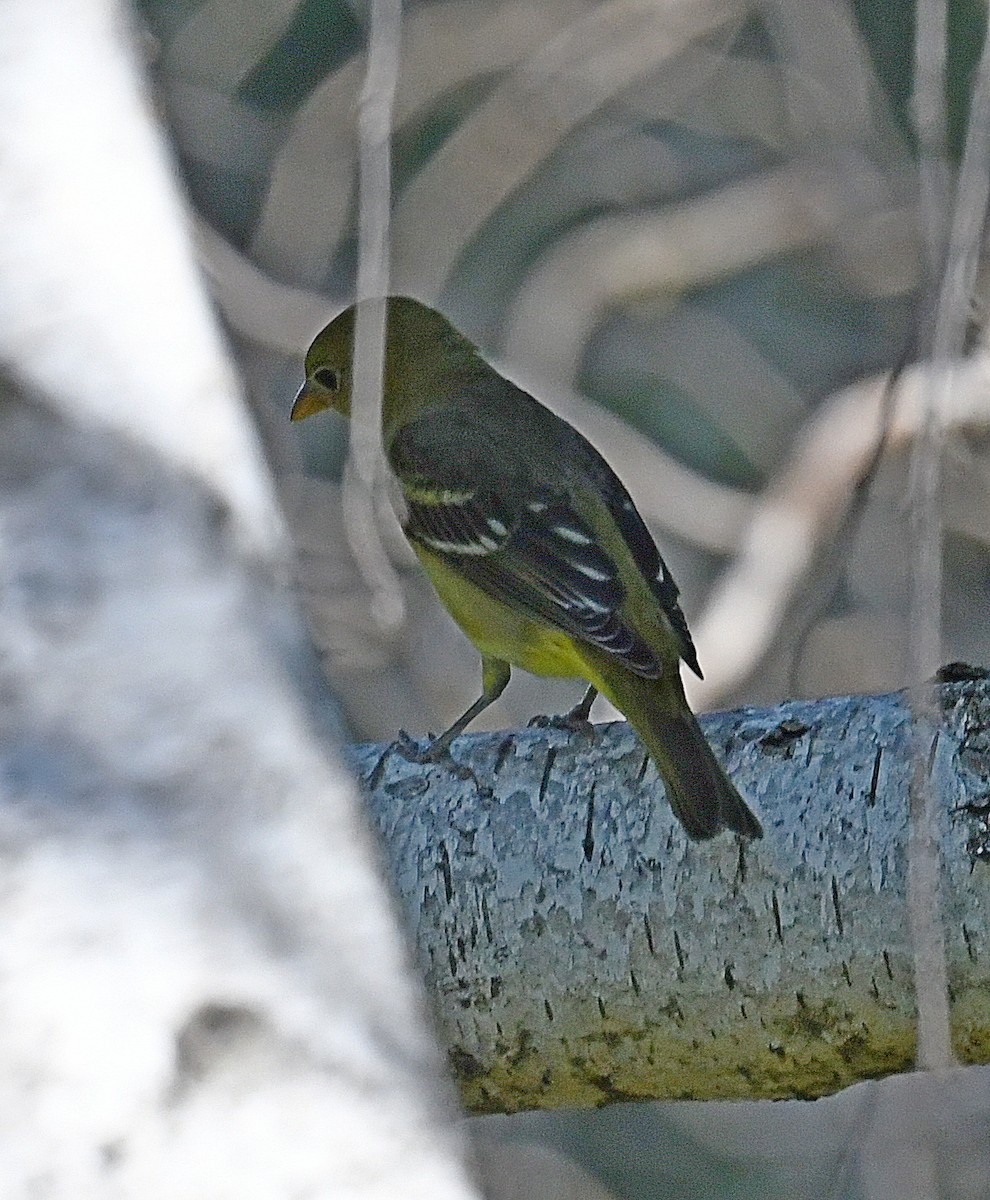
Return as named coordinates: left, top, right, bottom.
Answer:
left=529, top=684, right=597, bottom=736
left=398, top=657, right=510, bottom=762
left=566, top=684, right=598, bottom=723
left=425, top=656, right=511, bottom=755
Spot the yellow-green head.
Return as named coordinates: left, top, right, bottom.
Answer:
left=291, top=303, right=357, bottom=421
left=291, top=296, right=482, bottom=434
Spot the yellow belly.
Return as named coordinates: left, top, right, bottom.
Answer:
left=413, top=545, right=589, bottom=679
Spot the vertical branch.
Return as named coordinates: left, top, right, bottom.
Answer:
left=934, top=11, right=990, bottom=358
left=913, top=0, right=950, bottom=270
left=907, top=0, right=990, bottom=1072
left=344, top=0, right=405, bottom=631
left=909, top=0, right=950, bottom=680
left=906, top=0, right=951, bottom=1076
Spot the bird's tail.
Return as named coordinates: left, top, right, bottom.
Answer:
left=598, top=670, right=762, bottom=840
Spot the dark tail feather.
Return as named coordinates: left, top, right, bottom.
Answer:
left=588, top=658, right=762, bottom=840
left=648, top=712, right=762, bottom=840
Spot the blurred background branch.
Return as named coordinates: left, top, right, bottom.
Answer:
left=144, top=0, right=968, bottom=733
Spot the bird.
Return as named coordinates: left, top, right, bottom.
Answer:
left=292, top=296, right=762, bottom=840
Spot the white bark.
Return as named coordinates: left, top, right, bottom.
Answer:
left=0, top=2, right=481, bottom=1195
left=0, top=0, right=282, bottom=559
left=0, top=393, right=477, bottom=1199
left=354, top=677, right=990, bottom=1112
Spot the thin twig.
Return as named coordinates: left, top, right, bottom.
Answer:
left=346, top=0, right=405, bottom=633
left=905, top=0, right=990, bottom=1074
left=785, top=345, right=910, bottom=695
left=686, top=354, right=990, bottom=712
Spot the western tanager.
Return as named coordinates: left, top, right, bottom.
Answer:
left=292, top=296, right=761, bottom=840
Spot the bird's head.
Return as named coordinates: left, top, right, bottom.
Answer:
left=291, top=303, right=357, bottom=421
left=292, top=296, right=479, bottom=433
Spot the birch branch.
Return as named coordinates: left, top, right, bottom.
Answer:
left=351, top=675, right=990, bottom=1113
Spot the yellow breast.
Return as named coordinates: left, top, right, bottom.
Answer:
left=412, top=544, right=589, bottom=679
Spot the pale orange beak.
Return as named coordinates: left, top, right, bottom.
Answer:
left=290, top=379, right=332, bottom=421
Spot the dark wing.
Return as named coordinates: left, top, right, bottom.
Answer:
left=572, top=436, right=702, bottom=677
left=390, top=407, right=664, bottom=677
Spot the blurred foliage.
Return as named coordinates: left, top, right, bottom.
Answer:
left=137, top=0, right=990, bottom=720
left=141, top=0, right=916, bottom=483
left=238, top=0, right=363, bottom=110
left=852, top=0, right=988, bottom=158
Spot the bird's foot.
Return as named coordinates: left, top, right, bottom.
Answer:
left=528, top=708, right=595, bottom=739
left=392, top=730, right=491, bottom=794
left=393, top=730, right=453, bottom=764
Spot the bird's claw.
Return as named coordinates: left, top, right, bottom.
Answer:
left=528, top=711, right=596, bottom=738
left=392, top=730, right=490, bottom=793
left=393, top=730, right=451, bottom=764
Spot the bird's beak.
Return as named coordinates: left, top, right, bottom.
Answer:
left=290, top=379, right=331, bottom=421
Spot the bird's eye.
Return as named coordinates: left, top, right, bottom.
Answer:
left=314, top=367, right=340, bottom=391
